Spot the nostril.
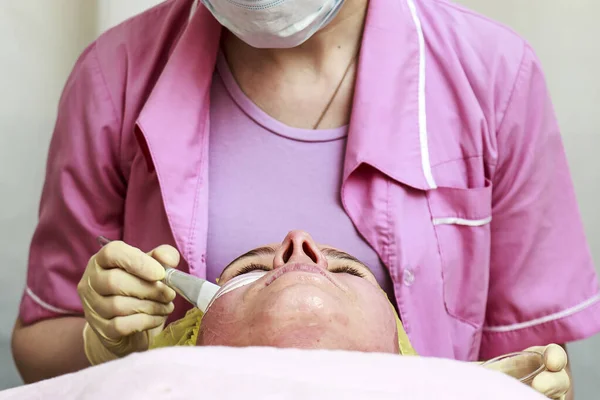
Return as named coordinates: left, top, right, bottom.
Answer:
left=282, top=243, right=293, bottom=263
left=302, top=242, right=318, bottom=263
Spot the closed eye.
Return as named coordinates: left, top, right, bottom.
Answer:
left=231, top=263, right=271, bottom=278
left=329, top=265, right=367, bottom=278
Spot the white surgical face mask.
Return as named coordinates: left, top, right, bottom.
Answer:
left=201, top=0, right=346, bottom=48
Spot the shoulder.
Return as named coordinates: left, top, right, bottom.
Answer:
left=93, top=0, right=191, bottom=64
left=62, top=1, right=197, bottom=163
left=415, top=1, right=544, bottom=165
left=417, top=0, right=545, bottom=111
left=90, top=0, right=193, bottom=106
left=419, top=0, right=528, bottom=65
left=64, top=1, right=196, bottom=120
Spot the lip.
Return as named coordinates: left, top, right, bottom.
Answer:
left=264, top=263, right=340, bottom=289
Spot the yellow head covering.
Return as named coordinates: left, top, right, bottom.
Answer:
left=151, top=298, right=417, bottom=355
left=389, top=299, right=418, bottom=356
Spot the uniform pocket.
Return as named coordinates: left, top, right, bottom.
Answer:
left=426, top=181, right=492, bottom=324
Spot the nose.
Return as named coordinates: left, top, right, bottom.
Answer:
left=273, top=230, right=328, bottom=269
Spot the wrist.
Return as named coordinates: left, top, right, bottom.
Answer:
left=82, top=322, right=119, bottom=366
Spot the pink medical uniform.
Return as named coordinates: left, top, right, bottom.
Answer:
left=19, top=0, right=600, bottom=361
left=206, top=51, right=395, bottom=299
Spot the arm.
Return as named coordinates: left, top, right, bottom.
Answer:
left=12, top=317, right=89, bottom=383
left=12, top=42, right=125, bottom=382
left=481, top=43, right=600, bottom=357
left=479, top=44, right=600, bottom=397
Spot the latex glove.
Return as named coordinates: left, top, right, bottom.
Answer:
left=527, top=344, right=570, bottom=399
left=482, top=344, right=569, bottom=399
left=77, top=241, right=180, bottom=364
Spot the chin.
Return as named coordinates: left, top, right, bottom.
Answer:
left=254, top=325, right=359, bottom=351
left=255, top=327, right=396, bottom=354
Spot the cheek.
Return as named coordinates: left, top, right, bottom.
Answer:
left=197, top=289, right=251, bottom=346
left=342, top=279, right=399, bottom=352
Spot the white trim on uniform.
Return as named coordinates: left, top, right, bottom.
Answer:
left=25, top=287, right=73, bottom=315
left=483, top=293, right=600, bottom=333
left=433, top=216, right=492, bottom=227
left=406, top=0, right=437, bottom=190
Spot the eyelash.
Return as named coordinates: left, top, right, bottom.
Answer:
left=328, top=265, right=367, bottom=278
left=232, top=264, right=367, bottom=279
left=232, top=263, right=271, bottom=277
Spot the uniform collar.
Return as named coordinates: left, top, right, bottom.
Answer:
left=345, top=0, right=436, bottom=191
left=136, top=4, right=221, bottom=260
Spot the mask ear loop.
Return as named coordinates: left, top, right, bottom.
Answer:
left=205, top=271, right=268, bottom=311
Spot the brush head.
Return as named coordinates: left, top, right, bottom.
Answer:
left=196, top=281, right=220, bottom=312
left=163, top=268, right=219, bottom=311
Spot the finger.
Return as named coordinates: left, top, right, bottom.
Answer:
left=532, top=370, right=570, bottom=399
left=483, top=351, right=544, bottom=379
left=148, top=245, right=180, bottom=268
left=95, top=241, right=166, bottom=281
left=544, top=344, right=568, bottom=372
left=524, top=345, right=545, bottom=353
left=92, top=268, right=176, bottom=302
left=81, top=295, right=168, bottom=345
left=93, top=295, right=175, bottom=319
left=104, top=314, right=167, bottom=340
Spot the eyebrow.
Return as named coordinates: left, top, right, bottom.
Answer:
left=220, top=246, right=373, bottom=278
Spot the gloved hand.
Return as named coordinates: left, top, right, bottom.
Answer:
left=483, top=344, right=570, bottom=399
left=77, top=241, right=180, bottom=365
left=527, top=344, right=570, bottom=399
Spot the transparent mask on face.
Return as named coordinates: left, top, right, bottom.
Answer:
left=205, top=271, right=269, bottom=311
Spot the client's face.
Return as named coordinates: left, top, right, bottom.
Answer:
left=198, top=230, right=399, bottom=354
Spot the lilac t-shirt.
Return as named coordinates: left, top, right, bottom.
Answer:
left=207, top=52, right=395, bottom=302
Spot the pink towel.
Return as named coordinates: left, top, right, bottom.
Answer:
left=1, top=347, right=546, bottom=399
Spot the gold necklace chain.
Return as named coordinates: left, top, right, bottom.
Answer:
left=313, top=50, right=359, bottom=130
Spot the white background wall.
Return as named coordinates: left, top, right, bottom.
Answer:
left=0, top=0, right=598, bottom=396
left=96, top=0, right=163, bottom=33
